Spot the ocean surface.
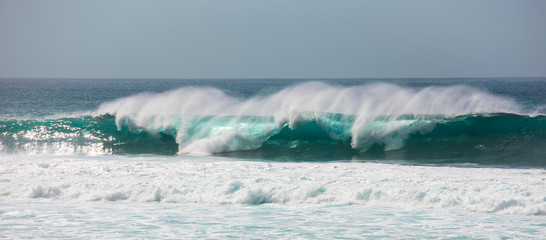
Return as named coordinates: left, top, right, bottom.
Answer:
left=1, top=78, right=545, bottom=238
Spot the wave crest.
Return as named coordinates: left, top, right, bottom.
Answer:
left=94, top=82, right=523, bottom=154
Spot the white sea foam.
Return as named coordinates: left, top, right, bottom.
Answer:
left=95, top=82, right=522, bottom=154
left=2, top=198, right=544, bottom=239
left=1, top=154, right=544, bottom=216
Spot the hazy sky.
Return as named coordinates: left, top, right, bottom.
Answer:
left=1, top=0, right=545, bottom=79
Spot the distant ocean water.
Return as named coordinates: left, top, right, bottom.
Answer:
left=1, top=78, right=545, bottom=238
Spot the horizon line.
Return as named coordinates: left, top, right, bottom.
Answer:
left=1, top=76, right=545, bottom=81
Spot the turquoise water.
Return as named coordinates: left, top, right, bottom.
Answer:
left=0, top=78, right=545, bottom=238
left=1, top=113, right=544, bottom=166
left=1, top=78, right=545, bottom=165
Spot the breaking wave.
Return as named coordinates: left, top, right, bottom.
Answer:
left=1, top=82, right=544, bottom=166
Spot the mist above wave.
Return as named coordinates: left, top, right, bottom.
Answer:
left=96, top=81, right=520, bottom=123
left=94, top=82, right=522, bottom=154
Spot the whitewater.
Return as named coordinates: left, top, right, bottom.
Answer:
left=1, top=78, right=545, bottom=238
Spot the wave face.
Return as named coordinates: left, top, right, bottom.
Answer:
left=1, top=82, right=544, bottom=166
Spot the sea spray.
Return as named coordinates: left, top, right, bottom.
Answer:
left=93, top=82, right=524, bottom=154
left=1, top=82, right=545, bottom=165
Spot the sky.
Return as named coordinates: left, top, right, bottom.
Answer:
left=1, top=0, right=545, bottom=79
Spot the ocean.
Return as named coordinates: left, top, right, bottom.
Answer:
left=1, top=78, right=545, bottom=238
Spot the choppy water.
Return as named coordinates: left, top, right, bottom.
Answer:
left=0, top=78, right=545, bottom=238
left=2, top=198, right=545, bottom=239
